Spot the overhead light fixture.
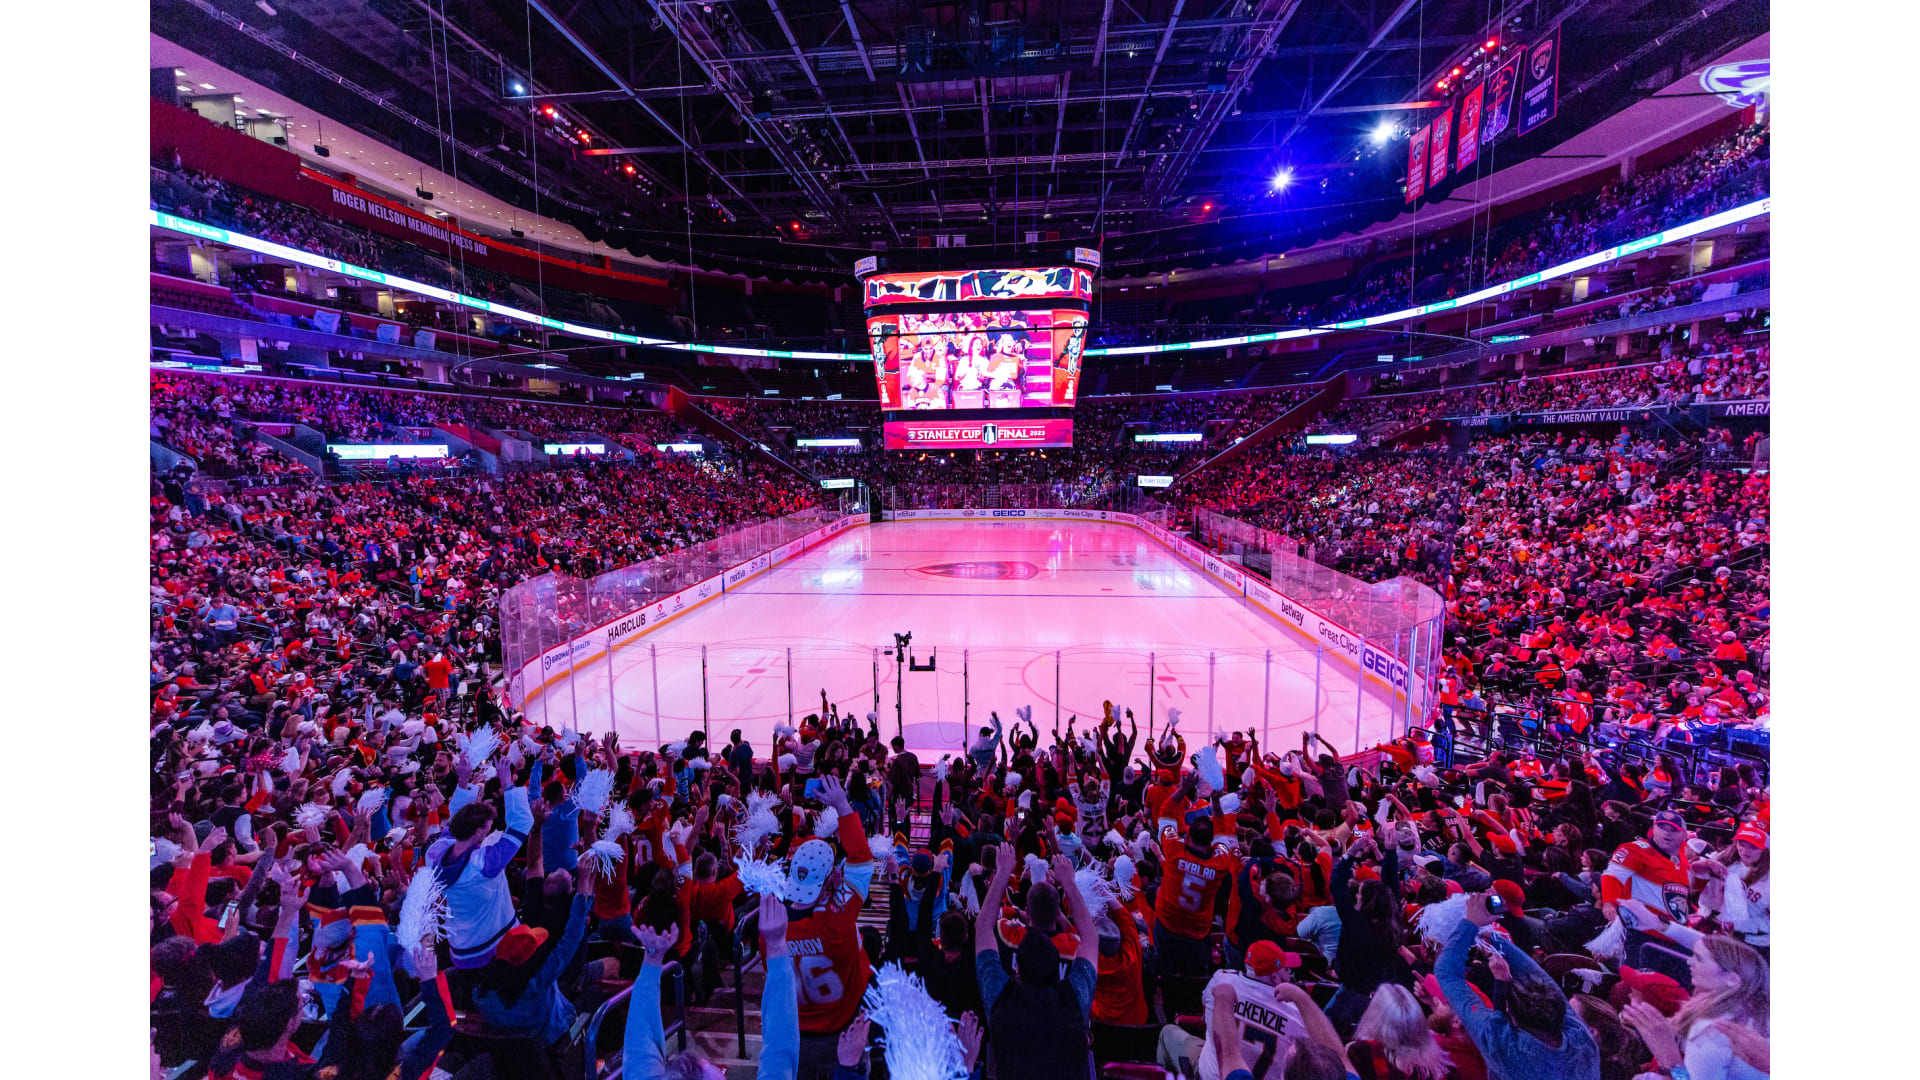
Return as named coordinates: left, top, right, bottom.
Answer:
left=199, top=83, right=216, bottom=90
left=1370, top=121, right=1397, bottom=145
left=177, top=85, right=192, bottom=94
left=510, top=82, right=526, bottom=94
left=1271, top=168, right=1293, bottom=191
left=256, top=0, right=277, bottom=14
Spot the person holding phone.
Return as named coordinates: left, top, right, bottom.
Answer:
left=1435, top=892, right=1601, bottom=1080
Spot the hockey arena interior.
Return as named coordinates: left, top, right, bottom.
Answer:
left=141, top=3, right=1778, bottom=1079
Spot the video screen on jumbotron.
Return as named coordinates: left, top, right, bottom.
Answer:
left=862, top=266, right=1092, bottom=449
left=867, top=309, right=1089, bottom=410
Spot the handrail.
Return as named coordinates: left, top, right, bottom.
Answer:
left=584, top=958, right=683, bottom=1080
left=730, top=908, right=762, bottom=1060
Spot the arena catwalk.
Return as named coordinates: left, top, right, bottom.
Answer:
left=520, top=519, right=1406, bottom=758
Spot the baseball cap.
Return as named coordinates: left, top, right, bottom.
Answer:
left=1490, top=879, right=1526, bottom=917
left=787, top=838, right=835, bottom=907
left=910, top=851, right=934, bottom=876
left=1650, top=810, right=1686, bottom=830
left=495, top=924, right=550, bottom=967
left=1245, top=940, right=1303, bottom=976
left=1617, top=965, right=1690, bottom=1017
left=1733, top=823, right=1768, bottom=849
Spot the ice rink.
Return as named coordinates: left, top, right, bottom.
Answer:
left=522, top=519, right=1406, bottom=759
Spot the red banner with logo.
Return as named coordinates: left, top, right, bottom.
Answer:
left=882, top=418, right=1075, bottom=449
left=1428, top=108, right=1454, bottom=188
left=1455, top=85, right=1485, bottom=171
left=1405, top=126, right=1430, bottom=202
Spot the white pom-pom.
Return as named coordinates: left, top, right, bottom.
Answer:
left=579, top=839, right=625, bottom=877
left=735, top=854, right=789, bottom=900
left=1414, top=895, right=1506, bottom=947
left=664, top=740, right=688, bottom=756
left=871, top=832, right=898, bottom=862
left=866, top=712, right=879, bottom=723
left=282, top=748, right=304, bottom=776
left=687, top=758, right=712, bottom=772
left=861, top=963, right=969, bottom=1080
left=294, top=803, right=330, bottom=834
left=187, top=721, right=216, bottom=744
left=462, top=726, right=501, bottom=771
left=933, top=757, right=950, bottom=783
left=1023, top=853, right=1050, bottom=885
left=555, top=728, right=580, bottom=753
left=1075, top=865, right=1122, bottom=915
left=1416, top=895, right=1470, bottom=945
left=1113, top=854, right=1138, bottom=901
left=342, top=844, right=377, bottom=869
left=604, top=803, right=637, bottom=841
left=777, top=753, right=796, bottom=771
left=1166, top=707, right=1184, bottom=729
left=330, top=771, right=354, bottom=798
left=1241, top=767, right=1257, bottom=788
left=396, top=865, right=447, bottom=954
left=813, top=806, right=841, bottom=839
left=151, top=837, right=183, bottom=869
left=1219, top=793, right=1241, bottom=815
left=1585, top=918, right=1627, bottom=960
left=572, top=767, right=617, bottom=820
left=400, top=719, right=424, bottom=738
left=732, top=792, right=781, bottom=854
left=1015, top=705, right=1032, bottom=725
left=1412, top=764, right=1439, bottom=787
left=1103, top=829, right=1126, bottom=852
left=383, top=827, right=409, bottom=845
left=667, top=819, right=695, bottom=851
left=1004, top=771, right=1022, bottom=791
left=357, top=787, right=389, bottom=815
left=1017, top=790, right=1033, bottom=810
left=1195, top=745, right=1225, bottom=790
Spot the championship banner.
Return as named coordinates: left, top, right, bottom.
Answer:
left=1481, top=56, right=1522, bottom=145
left=881, top=418, right=1074, bottom=449
left=1428, top=108, right=1454, bottom=188
left=1455, top=85, right=1484, bottom=170
left=1405, top=126, right=1430, bottom=202
left=1517, top=26, right=1562, bottom=135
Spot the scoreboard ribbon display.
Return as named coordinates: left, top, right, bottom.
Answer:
left=882, top=418, right=1075, bottom=449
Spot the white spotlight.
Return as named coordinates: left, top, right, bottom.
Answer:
left=1370, top=121, right=1397, bottom=145
left=1272, top=168, right=1293, bottom=191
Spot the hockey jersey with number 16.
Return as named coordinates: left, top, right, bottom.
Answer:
left=784, top=813, right=876, bottom=1035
